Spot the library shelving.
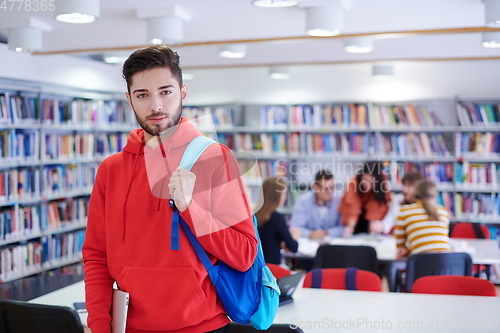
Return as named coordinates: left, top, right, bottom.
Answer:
left=182, top=100, right=499, bottom=229
left=0, top=81, right=135, bottom=282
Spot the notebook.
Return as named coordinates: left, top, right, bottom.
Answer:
left=277, top=271, right=305, bottom=306
left=112, top=289, right=130, bottom=333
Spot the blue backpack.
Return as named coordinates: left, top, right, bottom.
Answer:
left=169, top=136, right=280, bottom=330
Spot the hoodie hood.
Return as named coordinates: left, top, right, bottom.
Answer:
left=119, top=117, right=204, bottom=242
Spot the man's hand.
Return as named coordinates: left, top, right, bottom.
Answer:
left=342, top=225, right=354, bottom=238
left=369, top=220, right=384, bottom=234
left=168, top=167, right=196, bottom=212
left=290, top=227, right=301, bottom=240
left=309, top=229, right=328, bottom=240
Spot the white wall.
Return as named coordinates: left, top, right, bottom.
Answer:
left=0, top=44, right=125, bottom=95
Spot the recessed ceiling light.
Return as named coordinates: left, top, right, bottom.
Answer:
left=269, top=66, right=291, bottom=79
left=344, top=38, right=374, bottom=53
left=219, top=44, right=247, bottom=58
left=485, top=0, right=500, bottom=27
left=306, top=6, right=344, bottom=37
left=54, top=0, right=100, bottom=23
left=482, top=32, right=500, bottom=48
left=8, top=27, right=42, bottom=53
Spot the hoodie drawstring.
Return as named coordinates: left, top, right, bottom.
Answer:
left=121, top=149, right=141, bottom=243
left=156, top=136, right=173, bottom=211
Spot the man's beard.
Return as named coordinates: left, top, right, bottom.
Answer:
left=133, top=102, right=183, bottom=137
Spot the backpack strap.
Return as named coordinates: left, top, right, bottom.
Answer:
left=345, top=267, right=358, bottom=291
left=171, top=136, right=216, bottom=251
left=310, top=269, right=323, bottom=288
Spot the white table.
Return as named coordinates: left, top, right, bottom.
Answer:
left=276, top=287, right=500, bottom=333
left=30, top=280, right=500, bottom=333
left=294, top=235, right=500, bottom=265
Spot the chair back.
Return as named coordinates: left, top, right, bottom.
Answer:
left=303, top=268, right=382, bottom=291
left=412, top=275, right=497, bottom=296
left=405, top=252, right=473, bottom=292
left=230, top=322, right=304, bottom=332
left=266, top=263, right=292, bottom=280
left=314, top=245, right=378, bottom=274
left=0, top=299, right=84, bottom=333
left=450, top=222, right=490, bottom=239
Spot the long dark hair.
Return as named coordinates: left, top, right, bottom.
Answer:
left=255, top=177, right=287, bottom=227
left=355, top=161, right=388, bottom=204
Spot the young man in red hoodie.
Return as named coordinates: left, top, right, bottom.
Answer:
left=82, top=45, right=257, bottom=333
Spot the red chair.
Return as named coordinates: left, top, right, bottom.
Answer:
left=412, top=275, right=497, bottom=297
left=266, top=263, right=292, bottom=280
left=450, top=222, right=491, bottom=279
left=303, top=268, right=382, bottom=292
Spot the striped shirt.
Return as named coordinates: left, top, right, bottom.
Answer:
left=394, top=201, right=451, bottom=254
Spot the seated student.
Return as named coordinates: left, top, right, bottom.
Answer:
left=256, top=177, right=298, bottom=265
left=289, top=170, right=343, bottom=240
left=339, top=161, right=392, bottom=236
left=394, top=180, right=451, bottom=260
left=376, top=171, right=424, bottom=234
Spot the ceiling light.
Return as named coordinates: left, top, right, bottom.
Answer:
left=372, top=64, right=394, bottom=80
left=306, top=6, right=344, bottom=37
left=103, top=52, right=130, bottom=64
left=54, top=0, right=100, bottom=23
left=182, top=72, right=195, bottom=80
left=485, top=0, right=500, bottom=27
left=482, top=31, right=500, bottom=47
left=219, top=44, right=247, bottom=58
left=8, top=27, right=42, bottom=53
left=344, top=38, right=374, bottom=53
left=147, top=16, right=183, bottom=45
left=269, top=66, right=291, bottom=79
left=252, top=0, right=300, bottom=7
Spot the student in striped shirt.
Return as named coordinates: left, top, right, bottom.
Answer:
left=395, top=180, right=451, bottom=260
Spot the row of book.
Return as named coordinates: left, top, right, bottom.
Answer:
left=0, top=130, right=39, bottom=161
left=0, top=165, right=96, bottom=203
left=438, top=192, right=500, bottom=220
left=0, top=230, right=84, bottom=282
left=455, top=162, right=499, bottom=188
left=0, top=197, right=88, bottom=242
left=457, top=103, right=500, bottom=127
left=388, top=161, right=454, bottom=186
left=372, top=133, right=452, bottom=157
left=42, top=133, right=95, bottom=161
left=370, top=105, right=443, bottom=128
left=233, top=132, right=453, bottom=157
left=288, top=104, right=369, bottom=128
left=1, top=131, right=128, bottom=161
left=455, top=132, right=500, bottom=157
left=0, top=93, right=134, bottom=126
left=182, top=106, right=235, bottom=128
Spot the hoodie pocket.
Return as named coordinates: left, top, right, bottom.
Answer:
left=118, top=266, right=210, bottom=331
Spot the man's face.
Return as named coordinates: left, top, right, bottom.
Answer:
left=313, top=178, right=335, bottom=202
left=125, top=67, right=187, bottom=141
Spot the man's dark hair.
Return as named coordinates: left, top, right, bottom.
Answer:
left=122, top=45, right=183, bottom=92
left=315, top=170, right=333, bottom=183
left=402, top=171, right=424, bottom=186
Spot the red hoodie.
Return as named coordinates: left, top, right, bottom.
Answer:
left=82, top=118, right=258, bottom=333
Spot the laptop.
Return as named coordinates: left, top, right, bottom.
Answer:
left=277, top=271, right=305, bottom=306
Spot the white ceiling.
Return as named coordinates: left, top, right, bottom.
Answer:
left=1, top=0, right=500, bottom=69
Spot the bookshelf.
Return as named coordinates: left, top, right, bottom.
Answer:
left=0, top=81, right=135, bottom=282
left=183, top=100, right=499, bottom=228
